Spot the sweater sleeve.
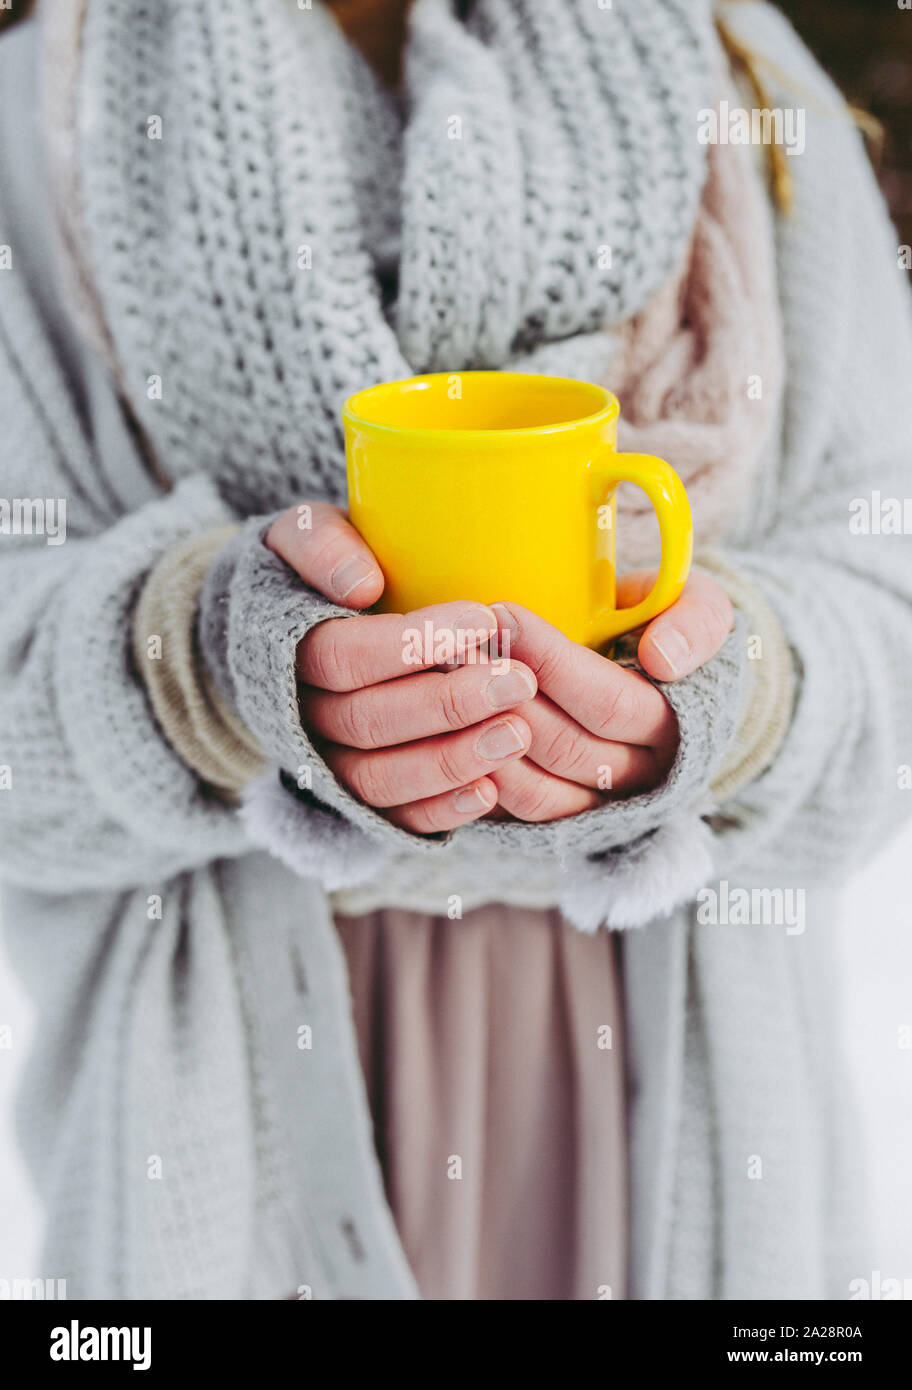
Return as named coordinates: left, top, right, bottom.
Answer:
left=693, top=1, right=912, bottom=886
left=189, top=509, right=751, bottom=921
left=131, top=524, right=267, bottom=795
left=701, top=549, right=796, bottom=805
left=0, top=24, right=260, bottom=892
left=0, top=468, right=256, bottom=892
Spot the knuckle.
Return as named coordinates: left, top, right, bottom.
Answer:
left=304, top=515, right=349, bottom=569
left=336, top=691, right=383, bottom=749
left=709, top=597, right=734, bottom=639
left=436, top=736, right=467, bottom=788
left=347, top=753, right=394, bottom=808
left=696, top=604, right=732, bottom=655
left=307, top=623, right=353, bottom=692
left=438, top=675, right=468, bottom=732
left=393, top=801, right=432, bottom=834
left=534, top=644, right=565, bottom=691
left=539, top=720, right=587, bottom=775
left=596, top=678, right=640, bottom=740
left=276, top=504, right=344, bottom=579
left=693, top=578, right=733, bottom=632
left=511, top=775, right=560, bottom=823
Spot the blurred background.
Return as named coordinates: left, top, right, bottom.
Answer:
left=1, top=0, right=911, bottom=1289
left=780, top=0, right=912, bottom=266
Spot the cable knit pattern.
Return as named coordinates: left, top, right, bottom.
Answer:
left=51, top=0, right=716, bottom=514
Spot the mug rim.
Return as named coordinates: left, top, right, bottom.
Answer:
left=342, top=371, right=619, bottom=440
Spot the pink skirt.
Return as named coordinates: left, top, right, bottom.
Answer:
left=334, top=903, right=627, bottom=1300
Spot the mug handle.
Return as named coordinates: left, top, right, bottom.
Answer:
left=591, top=453, right=693, bottom=648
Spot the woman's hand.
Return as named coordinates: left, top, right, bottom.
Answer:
left=266, top=502, right=733, bottom=832
left=266, top=502, right=539, bottom=833
left=485, top=571, right=734, bottom=821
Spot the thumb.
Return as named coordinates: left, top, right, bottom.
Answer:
left=265, top=500, right=384, bottom=609
left=636, top=572, right=734, bottom=681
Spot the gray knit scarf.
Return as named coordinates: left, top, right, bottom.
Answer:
left=47, top=0, right=716, bottom=512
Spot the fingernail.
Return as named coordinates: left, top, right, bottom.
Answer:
left=650, top=627, right=691, bottom=677
left=331, top=555, right=380, bottom=601
left=476, top=718, right=526, bottom=760
left=484, top=666, right=536, bottom=709
left=454, top=783, right=494, bottom=814
left=454, top=605, right=498, bottom=635
left=490, top=602, right=520, bottom=638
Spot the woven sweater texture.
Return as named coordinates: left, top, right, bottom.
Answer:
left=0, top=3, right=910, bottom=1299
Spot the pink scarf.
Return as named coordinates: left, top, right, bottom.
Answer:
left=610, top=127, right=783, bottom=566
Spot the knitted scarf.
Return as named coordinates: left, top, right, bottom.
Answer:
left=40, top=0, right=745, bottom=531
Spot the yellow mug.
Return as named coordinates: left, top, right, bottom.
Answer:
left=342, top=372, right=692, bottom=649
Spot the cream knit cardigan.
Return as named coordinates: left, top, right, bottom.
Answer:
left=1, top=4, right=911, bottom=1298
